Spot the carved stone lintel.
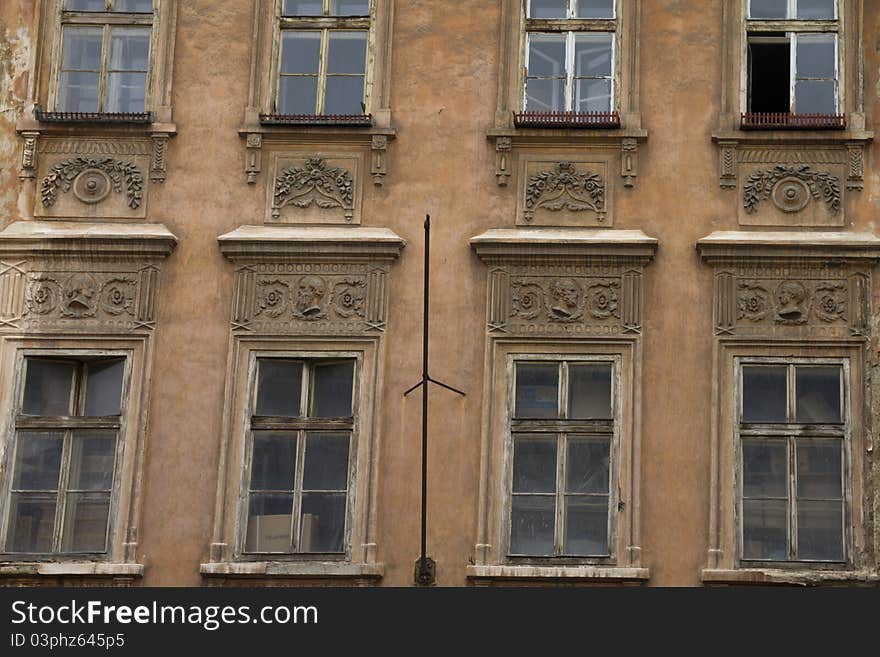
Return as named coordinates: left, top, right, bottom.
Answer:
left=846, top=142, right=864, bottom=190
left=371, top=135, right=388, bottom=187
left=621, top=138, right=638, bottom=188
left=20, top=132, right=39, bottom=180
left=150, top=135, right=169, bottom=183
left=495, top=137, right=512, bottom=187
left=245, top=132, right=263, bottom=184
left=718, top=140, right=737, bottom=188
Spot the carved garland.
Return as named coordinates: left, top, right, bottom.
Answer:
left=743, top=165, right=840, bottom=215
left=41, top=157, right=144, bottom=209
left=273, top=157, right=354, bottom=218
left=524, top=162, right=605, bottom=222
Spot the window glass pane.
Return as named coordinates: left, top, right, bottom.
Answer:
left=67, top=0, right=106, bottom=10
left=566, top=436, right=610, bottom=494
left=246, top=494, right=293, bottom=552
left=575, top=33, right=613, bottom=78
left=742, top=440, right=787, bottom=498
left=510, top=495, right=555, bottom=555
left=280, top=31, right=321, bottom=74
left=61, top=27, right=102, bottom=70
left=515, top=363, right=559, bottom=418
left=255, top=360, right=303, bottom=416
left=22, top=359, right=75, bottom=416
left=300, top=492, right=346, bottom=552
left=12, top=432, right=64, bottom=490
left=84, top=359, right=124, bottom=416
left=525, top=77, right=565, bottom=112
left=749, top=0, right=788, bottom=18
left=742, top=366, right=787, bottom=422
left=797, top=0, right=835, bottom=20
left=512, top=435, right=557, bottom=494
left=576, top=0, right=614, bottom=18
left=564, top=496, right=608, bottom=555
left=68, top=432, right=116, bottom=490
left=742, top=499, right=788, bottom=560
left=794, top=80, right=836, bottom=114
left=797, top=500, right=843, bottom=560
left=110, top=27, right=150, bottom=71
left=311, top=361, right=355, bottom=417
left=283, top=0, right=323, bottom=16
left=114, top=0, right=154, bottom=11
left=7, top=494, right=56, bottom=553
left=324, top=76, right=366, bottom=114
left=278, top=76, right=318, bottom=114
left=796, top=440, right=841, bottom=499
left=61, top=492, right=110, bottom=552
left=795, top=366, right=841, bottom=423
left=106, top=72, right=147, bottom=112
left=796, top=35, right=835, bottom=79
left=527, top=34, right=566, bottom=78
left=332, top=0, right=369, bottom=16
left=529, top=0, right=567, bottom=18
left=327, top=32, right=367, bottom=74
left=575, top=78, right=612, bottom=112
left=250, top=432, right=297, bottom=491
left=568, top=364, right=612, bottom=419
left=58, top=72, right=100, bottom=112
left=303, top=433, right=350, bottom=490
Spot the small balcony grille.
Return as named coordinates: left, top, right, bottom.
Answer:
left=513, top=110, right=620, bottom=129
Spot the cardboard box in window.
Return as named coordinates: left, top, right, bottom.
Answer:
left=300, top=513, right=319, bottom=552
left=246, top=515, right=291, bottom=552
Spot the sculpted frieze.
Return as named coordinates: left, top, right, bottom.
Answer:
left=267, top=153, right=363, bottom=225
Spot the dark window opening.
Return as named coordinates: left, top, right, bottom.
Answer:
left=748, top=37, right=790, bottom=113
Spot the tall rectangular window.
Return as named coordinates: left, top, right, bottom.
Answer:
left=738, top=360, right=847, bottom=563
left=509, top=358, right=616, bottom=558
left=243, top=358, right=356, bottom=555
left=2, top=356, right=126, bottom=555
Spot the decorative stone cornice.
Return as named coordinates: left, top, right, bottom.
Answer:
left=0, top=221, right=178, bottom=260
left=470, top=228, right=658, bottom=265
left=697, top=230, right=880, bottom=264
left=217, top=225, right=406, bottom=262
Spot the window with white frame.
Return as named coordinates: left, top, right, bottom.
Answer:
left=54, top=0, right=155, bottom=114
left=508, top=357, right=617, bottom=558
left=737, top=359, right=848, bottom=564
left=242, top=357, right=356, bottom=555
left=745, top=0, right=840, bottom=118
left=1, top=356, right=126, bottom=555
left=524, top=0, right=616, bottom=114
left=274, top=0, right=371, bottom=116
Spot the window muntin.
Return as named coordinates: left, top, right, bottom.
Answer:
left=3, top=356, right=125, bottom=555
left=275, top=0, right=370, bottom=115
left=738, top=361, right=847, bottom=564
left=508, top=359, right=615, bottom=558
left=243, top=358, right=356, bottom=555
left=55, top=0, right=154, bottom=113
left=524, top=1, right=616, bottom=113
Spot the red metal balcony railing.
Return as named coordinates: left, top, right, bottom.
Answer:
left=35, top=107, right=153, bottom=124
left=259, top=113, right=373, bottom=126
left=513, top=110, right=620, bottom=129
left=740, top=112, right=846, bottom=130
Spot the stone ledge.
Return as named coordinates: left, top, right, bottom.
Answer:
left=701, top=568, right=880, bottom=586
left=697, top=230, right=880, bottom=263
left=0, top=221, right=178, bottom=259
left=200, top=561, right=384, bottom=579
left=0, top=562, right=144, bottom=578
left=466, top=564, right=650, bottom=583
left=218, top=226, right=406, bottom=262
left=470, top=228, right=658, bottom=264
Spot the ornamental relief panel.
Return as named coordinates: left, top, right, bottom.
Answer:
left=516, top=156, right=611, bottom=227
left=267, top=153, right=364, bottom=225
left=231, top=263, right=389, bottom=335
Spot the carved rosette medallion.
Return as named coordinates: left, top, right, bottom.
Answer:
left=331, top=279, right=367, bottom=318
left=24, top=275, right=61, bottom=315
left=524, top=162, right=605, bottom=223
left=814, top=282, right=847, bottom=323
left=99, top=276, right=136, bottom=315
left=255, top=278, right=289, bottom=318
left=510, top=282, right=545, bottom=320
left=743, top=165, right=840, bottom=216
left=273, top=158, right=354, bottom=220
left=737, top=281, right=771, bottom=321
left=585, top=280, right=620, bottom=319
left=72, top=168, right=113, bottom=204
left=41, top=157, right=144, bottom=209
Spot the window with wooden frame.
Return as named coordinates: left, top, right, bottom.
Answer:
left=743, top=0, right=842, bottom=128
left=737, top=358, right=849, bottom=565
left=272, top=0, right=372, bottom=118
left=1, top=356, right=126, bottom=556
left=242, top=357, right=357, bottom=556
left=50, top=0, right=156, bottom=116
left=508, top=356, right=618, bottom=559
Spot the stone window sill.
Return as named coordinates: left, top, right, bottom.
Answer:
left=200, top=561, right=384, bottom=580
left=466, top=564, right=650, bottom=584
left=0, top=562, right=143, bottom=578
left=701, top=568, right=880, bottom=586
left=712, top=128, right=873, bottom=145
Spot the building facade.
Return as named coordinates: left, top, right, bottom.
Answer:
left=0, top=0, right=878, bottom=586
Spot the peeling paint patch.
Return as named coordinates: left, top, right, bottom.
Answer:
left=0, top=22, right=31, bottom=226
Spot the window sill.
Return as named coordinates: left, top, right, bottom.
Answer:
left=701, top=568, right=880, bottom=587
left=200, top=561, right=384, bottom=580
left=17, top=116, right=177, bottom=138
left=466, top=564, right=650, bottom=584
left=488, top=125, right=647, bottom=146
left=712, top=128, right=872, bottom=145
left=0, top=561, right=143, bottom=578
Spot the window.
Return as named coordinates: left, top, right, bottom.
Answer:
left=243, top=357, right=356, bottom=555
left=508, top=357, right=617, bottom=558
left=523, top=0, right=616, bottom=115
left=2, top=356, right=126, bottom=555
left=737, top=360, right=848, bottom=564
left=274, top=0, right=371, bottom=116
left=53, top=0, right=155, bottom=115
left=744, top=0, right=842, bottom=126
